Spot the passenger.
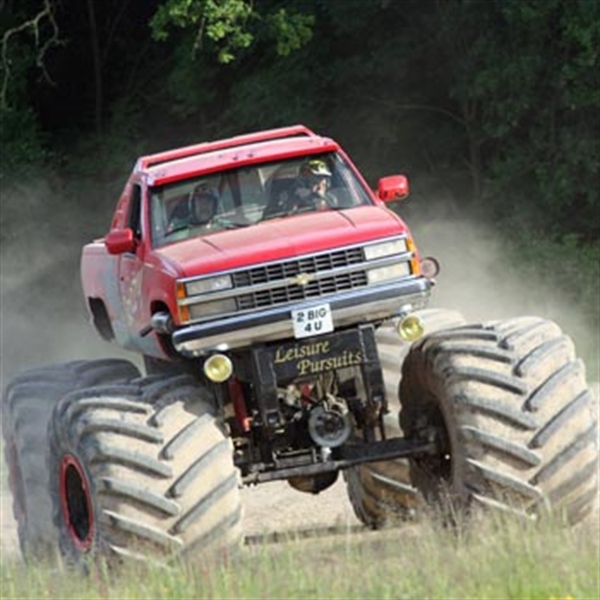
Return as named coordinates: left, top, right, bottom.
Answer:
left=165, top=184, right=219, bottom=236
left=188, top=184, right=218, bottom=226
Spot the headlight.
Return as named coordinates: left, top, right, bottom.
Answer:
left=185, top=275, right=233, bottom=296
left=367, top=262, right=411, bottom=284
left=204, top=354, right=233, bottom=382
left=364, top=239, right=407, bottom=260
left=189, top=298, right=237, bottom=319
left=397, top=314, right=425, bottom=341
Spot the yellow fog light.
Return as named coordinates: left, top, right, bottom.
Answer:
left=397, top=314, right=425, bottom=342
left=203, top=354, right=233, bottom=383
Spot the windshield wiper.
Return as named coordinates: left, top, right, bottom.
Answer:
left=218, top=219, right=252, bottom=229
left=164, top=224, right=189, bottom=237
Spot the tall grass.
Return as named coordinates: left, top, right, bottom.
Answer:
left=1, top=509, right=598, bottom=600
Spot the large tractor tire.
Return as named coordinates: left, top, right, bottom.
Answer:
left=345, top=308, right=466, bottom=528
left=1, top=359, right=140, bottom=559
left=47, top=374, right=243, bottom=565
left=399, top=316, right=598, bottom=524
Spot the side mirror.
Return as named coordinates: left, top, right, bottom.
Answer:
left=105, top=228, right=136, bottom=255
left=377, top=175, right=409, bottom=202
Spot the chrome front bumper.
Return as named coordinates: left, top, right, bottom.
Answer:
left=172, top=276, right=430, bottom=356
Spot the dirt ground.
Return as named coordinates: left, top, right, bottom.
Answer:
left=0, top=492, right=18, bottom=558
left=2, top=467, right=598, bottom=561
left=0, top=477, right=360, bottom=559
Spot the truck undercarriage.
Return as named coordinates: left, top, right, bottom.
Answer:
left=226, top=325, right=436, bottom=487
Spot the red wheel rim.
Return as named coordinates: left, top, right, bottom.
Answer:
left=59, top=454, right=94, bottom=552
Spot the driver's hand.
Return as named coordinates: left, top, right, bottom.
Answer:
left=315, top=197, right=329, bottom=211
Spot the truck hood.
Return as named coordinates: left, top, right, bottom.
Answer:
left=156, top=206, right=410, bottom=277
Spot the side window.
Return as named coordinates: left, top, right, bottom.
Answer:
left=127, top=184, right=142, bottom=239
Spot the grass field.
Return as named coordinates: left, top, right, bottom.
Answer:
left=1, top=506, right=598, bottom=600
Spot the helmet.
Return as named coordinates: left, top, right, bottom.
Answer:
left=299, top=159, right=333, bottom=194
left=188, top=184, right=218, bottom=225
left=301, top=159, right=332, bottom=179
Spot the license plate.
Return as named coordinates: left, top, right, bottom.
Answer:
left=292, top=303, right=333, bottom=339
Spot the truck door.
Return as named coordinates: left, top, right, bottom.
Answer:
left=117, top=183, right=146, bottom=337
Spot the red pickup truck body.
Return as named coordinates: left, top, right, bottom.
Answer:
left=81, top=125, right=430, bottom=360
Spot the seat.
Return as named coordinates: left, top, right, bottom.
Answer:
left=262, top=178, right=294, bottom=219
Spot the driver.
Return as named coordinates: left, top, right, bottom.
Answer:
left=293, top=159, right=334, bottom=211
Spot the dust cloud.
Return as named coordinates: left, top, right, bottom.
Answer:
left=403, top=206, right=599, bottom=381
left=0, top=182, right=598, bottom=390
left=0, top=179, right=137, bottom=388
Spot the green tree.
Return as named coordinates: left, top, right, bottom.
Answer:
left=438, top=0, right=600, bottom=239
left=150, top=0, right=314, bottom=64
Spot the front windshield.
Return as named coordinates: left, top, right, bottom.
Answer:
left=150, top=152, right=373, bottom=248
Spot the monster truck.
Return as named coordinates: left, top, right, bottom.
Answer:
left=2, top=125, right=597, bottom=564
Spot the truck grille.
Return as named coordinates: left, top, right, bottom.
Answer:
left=232, top=247, right=365, bottom=287
left=237, top=271, right=369, bottom=310
left=233, top=247, right=367, bottom=310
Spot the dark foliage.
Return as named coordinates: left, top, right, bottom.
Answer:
left=1, top=0, right=597, bottom=241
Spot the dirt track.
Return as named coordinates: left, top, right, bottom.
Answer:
left=3, top=480, right=599, bottom=560
left=3, top=467, right=598, bottom=561
left=0, top=477, right=360, bottom=559
left=1, top=491, right=18, bottom=558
